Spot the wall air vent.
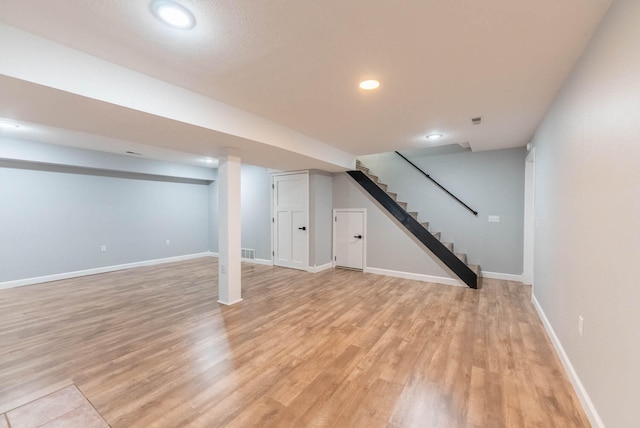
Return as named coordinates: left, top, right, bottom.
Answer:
left=471, top=116, right=483, bottom=125
left=241, top=248, right=256, bottom=260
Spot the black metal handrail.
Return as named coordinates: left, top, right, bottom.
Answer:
left=395, top=151, right=478, bottom=216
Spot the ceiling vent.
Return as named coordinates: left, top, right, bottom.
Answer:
left=126, top=151, right=143, bottom=156
left=471, top=116, right=483, bottom=125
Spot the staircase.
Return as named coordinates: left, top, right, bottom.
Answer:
left=348, top=160, right=480, bottom=289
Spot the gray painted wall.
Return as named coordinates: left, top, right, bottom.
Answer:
left=240, top=165, right=272, bottom=260
left=208, top=181, right=218, bottom=253
left=0, top=138, right=214, bottom=283
left=309, top=170, right=333, bottom=266
left=0, top=165, right=209, bottom=282
left=530, top=1, right=639, bottom=426
left=0, top=136, right=276, bottom=282
left=207, top=164, right=272, bottom=261
left=359, top=148, right=526, bottom=274
left=333, top=173, right=452, bottom=279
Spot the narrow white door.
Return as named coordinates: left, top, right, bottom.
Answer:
left=334, top=210, right=365, bottom=270
left=273, top=173, right=308, bottom=270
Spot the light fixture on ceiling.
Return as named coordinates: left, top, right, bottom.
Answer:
left=0, top=119, right=20, bottom=129
left=150, top=0, right=196, bottom=30
left=359, top=80, right=380, bottom=90
left=426, top=133, right=443, bottom=141
left=204, top=158, right=215, bottom=164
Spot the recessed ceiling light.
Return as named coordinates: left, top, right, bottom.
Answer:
left=426, top=133, right=443, bottom=141
left=150, top=0, right=196, bottom=30
left=0, top=120, right=20, bottom=129
left=359, top=80, right=380, bottom=90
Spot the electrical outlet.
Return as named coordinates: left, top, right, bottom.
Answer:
left=166, top=240, right=171, bottom=245
left=488, top=215, right=500, bottom=223
left=101, top=245, right=107, bottom=252
left=578, top=316, right=584, bottom=337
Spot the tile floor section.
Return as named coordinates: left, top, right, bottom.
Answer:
left=1, top=385, right=108, bottom=428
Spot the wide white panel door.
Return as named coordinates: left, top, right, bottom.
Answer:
left=334, top=210, right=365, bottom=270
left=273, top=173, right=308, bottom=270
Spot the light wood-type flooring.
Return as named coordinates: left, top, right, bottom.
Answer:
left=0, top=258, right=589, bottom=427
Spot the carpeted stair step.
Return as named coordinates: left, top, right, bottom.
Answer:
left=442, top=242, right=453, bottom=252
left=387, top=191, right=397, bottom=201
left=408, top=211, right=418, bottom=220
left=397, top=201, right=408, bottom=210
left=355, top=161, right=369, bottom=173
left=455, top=252, right=467, bottom=263
left=419, top=222, right=442, bottom=240
left=376, top=182, right=388, bottom=191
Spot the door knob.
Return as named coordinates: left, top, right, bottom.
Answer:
left=354, top=234, right=362, bottom=239
left=298, top=226, right=307, bottom=231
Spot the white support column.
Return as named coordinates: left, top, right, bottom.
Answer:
left=217, top=149, right=242, bottom=305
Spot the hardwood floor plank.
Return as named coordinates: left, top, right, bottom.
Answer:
left=0, top=258, right=590, bottom=427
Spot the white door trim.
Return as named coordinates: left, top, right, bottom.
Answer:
left=332, top=208, right=367, bottom=270
left=522, top=148, right=535, bottom=286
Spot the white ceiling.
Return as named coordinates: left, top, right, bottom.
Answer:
left=0, top=0, right=611, bottom=170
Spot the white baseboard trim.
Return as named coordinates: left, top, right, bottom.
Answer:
left=480, top=271, right=523, bottom=282
left=0, top=252, right=212, bottom=290
left=242, top=258, right=273, bottom=266
left=532, top=295, right=604, bottom=428
left=363, top=267, right=465, bottom=287
left=307, top=262, right=333, bottom=273
left=207, top=252, right=273, bottom=266
left=217, top=298, right=243, bottom=306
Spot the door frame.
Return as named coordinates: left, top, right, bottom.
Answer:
left=332, top=208, right=367, bottom=270
left=271, top=171, right=310, bottom=270
left=522, top=148, right=535, bottom=286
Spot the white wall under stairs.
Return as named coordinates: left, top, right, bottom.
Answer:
left=333, top=172, right=464, bottom=287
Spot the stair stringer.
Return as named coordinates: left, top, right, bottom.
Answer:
left=346, top=170, right=478, bottom=289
